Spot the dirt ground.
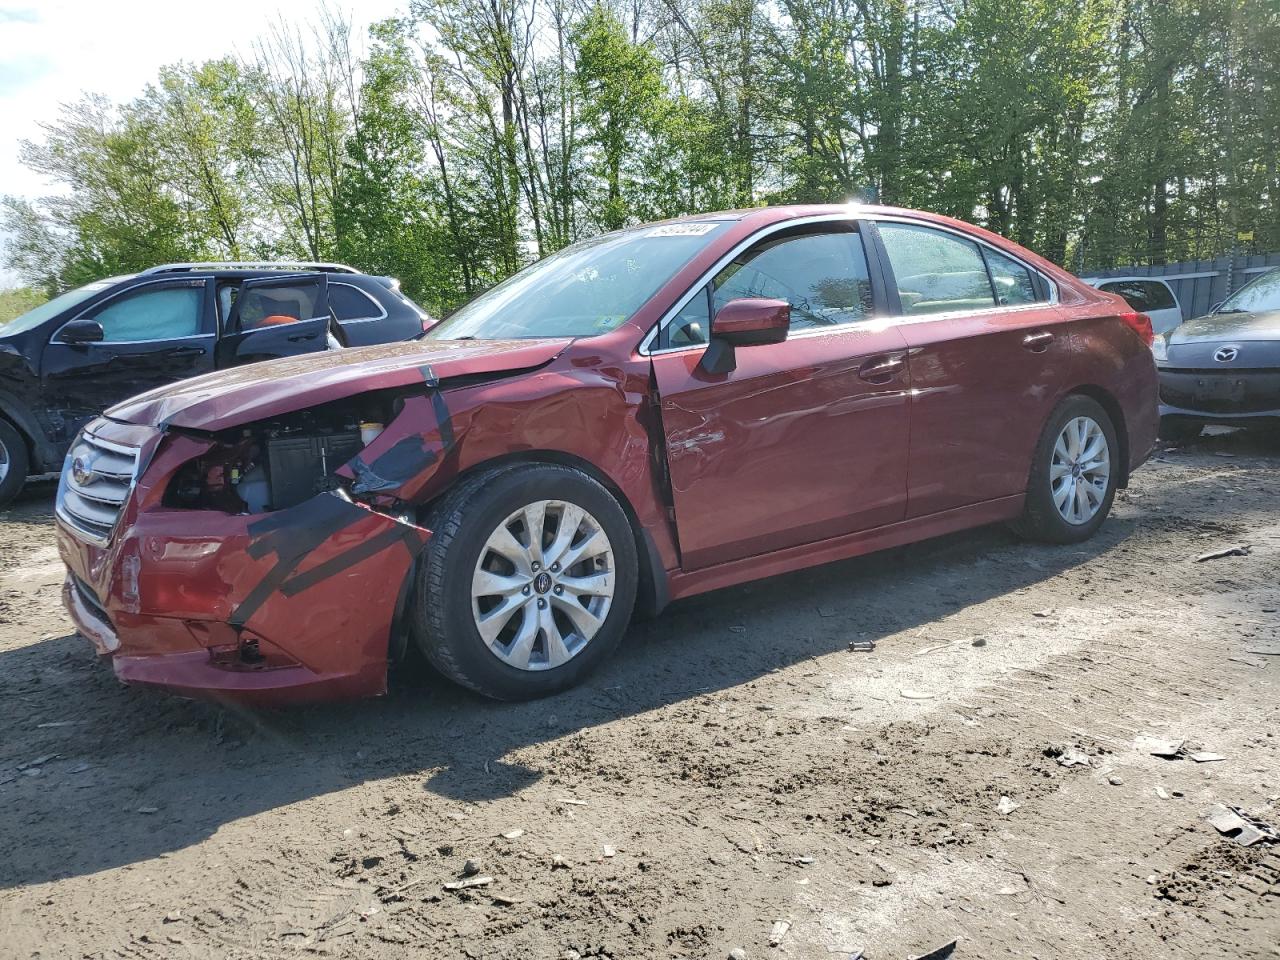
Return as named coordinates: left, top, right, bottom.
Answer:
left=1, top=430, right=1278, bottom=960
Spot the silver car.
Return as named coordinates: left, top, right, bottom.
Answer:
left=1155, top=266, right=1280, bottom=441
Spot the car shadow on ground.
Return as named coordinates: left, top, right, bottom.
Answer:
left=2, top=427, right=1274, bottom=889
left=2, top=522, right=1117, bottom=890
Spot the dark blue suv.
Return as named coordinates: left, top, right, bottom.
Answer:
left=0, top=262, right=432, bottom=505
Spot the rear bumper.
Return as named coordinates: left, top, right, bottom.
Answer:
left=57, top=491, right=430, bottom=706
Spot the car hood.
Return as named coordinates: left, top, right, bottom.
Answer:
left=1170, top=309, right=1280, bottom=344
left=107, top=338, right=572, bottom=432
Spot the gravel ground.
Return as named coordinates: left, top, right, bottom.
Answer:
left=1, top=430, right=1278, bottom=960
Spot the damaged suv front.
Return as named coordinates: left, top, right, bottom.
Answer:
left=54, top=340, right=571, bottom=704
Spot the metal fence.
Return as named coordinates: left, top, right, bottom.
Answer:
left=1082, top=252, right=1280, bottom=321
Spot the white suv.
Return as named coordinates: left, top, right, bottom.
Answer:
left=1083, top=276, right=1183, bottom=335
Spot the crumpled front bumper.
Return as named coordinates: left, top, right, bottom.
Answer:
left=57, top=482, right=430, bottom=706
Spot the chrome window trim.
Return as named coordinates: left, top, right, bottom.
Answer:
left=639, top=212, right=1058, bottom=357
left=330, top=281, right=388, bottom=324
left=48, top=277, right=210, bottom=346
left=873, top=214, right=1059, bottom=306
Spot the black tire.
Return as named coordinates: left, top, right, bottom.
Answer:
left=411, top=463, right=638, bottom=700
left=1159, top=416, right=1202, bottom=443
left=1011, top=395, right=1119, bottom=544
left=0, top=419, right=29, bottom=508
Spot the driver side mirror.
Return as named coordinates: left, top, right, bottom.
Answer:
left=56, top=319, right=105, bottom=345
left=699, top=298, right=789, bottom=374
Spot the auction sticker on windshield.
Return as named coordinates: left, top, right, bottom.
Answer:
left=647, top=223, right=719, bottom=237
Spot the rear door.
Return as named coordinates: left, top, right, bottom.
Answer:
left=41, top=278, right=215, bottom=431
left=871, top=219, right=1070, bottom=519
left=216, top=274, right=331, bottom=367
left=650, top=221, right=911, bottom=571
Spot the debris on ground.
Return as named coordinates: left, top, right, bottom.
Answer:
left=848, top=639, right=876, bottom=652
left=1194, top=544, right=1251, bottom=562
left=1205, top=804, right=1279, bottom=846
left=728, top=949, right=748, bottom=960
left=1189, top=752, right=1227, bottom=763
left=462, top=858, right=482, bottom=877
left=1134, top=735, right=1184, bottom=757
left=910, top=938, right=959, bottom=959
left=1052, top=746, right=1090, bottom=768
left=768, top=920, right=791, bottom=947
left=500, top=828, right=524, bottom=839
left=900, top=688, right=935, bottom=700
left=1108, top=775, right=1124, bottom=786
left=996, top=796, right=1021, bottom=815
left=443, top=875, right=493, bottom=891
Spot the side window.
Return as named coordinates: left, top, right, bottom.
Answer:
left=236, top=284, right=324, bottom=332
left=1101, top=280, right=1174, bottom=312
left=86, top=285, right=203, bottom=342
left=665, top=229, right=873, bottom=347
left=984, top=248, right=1038, bottom=306
left=878, top=223, right=996, bottom=315
left=330, top=283, right=383, bottom=321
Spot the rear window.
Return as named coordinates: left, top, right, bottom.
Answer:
left=330, top=283, right=383, bottom=321
left=1101, top=280, right=1175, bottom=312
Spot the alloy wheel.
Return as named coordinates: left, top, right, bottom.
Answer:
left=1050, top=415, right=1111, bottom=525
left=0, top=436, right=9, bottom=485
left=471, top=499, right=615, bottom=671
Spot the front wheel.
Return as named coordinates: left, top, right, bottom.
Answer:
left=0, top=419, right=29, bottom=508
left=411, top=463, right=638, bottom=700
left=1012, top=395, right=1119, bottom=544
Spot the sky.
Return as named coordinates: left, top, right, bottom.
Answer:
left=0, top=0, right=404, bottom=286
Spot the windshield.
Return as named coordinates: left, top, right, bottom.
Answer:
left=425, top=223, right=723, bottom=340
left=0, top=277, right=128, bottom=337
left=1218, top=269, right=1280, bottom=314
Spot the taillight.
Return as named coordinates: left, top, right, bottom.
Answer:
left=1118, top=310, right=1154, bottom=346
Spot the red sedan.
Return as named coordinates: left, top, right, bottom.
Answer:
left=55, top=205, right=1158, bottom=703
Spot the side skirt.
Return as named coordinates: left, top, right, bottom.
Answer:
left=665, top=494, right=1026, bottom=602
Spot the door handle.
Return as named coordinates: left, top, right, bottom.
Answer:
left=166, top=346, right=207, bottom=358
left=287, top=333, right=318, bottom=343
left=858, top=355, right=906, bottom=383
left=1023, top=331, right=1054, bottom=352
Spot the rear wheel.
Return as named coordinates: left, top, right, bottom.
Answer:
left=411, top=463, right=638, bottom=700
left=1012, top=395, right=1119, bottom=544
left=0, top=419, right=29, bottom=508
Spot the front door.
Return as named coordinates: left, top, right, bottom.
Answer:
left=41, top=278, right=215, bottom=438
left=216, top=274, right=332, bottom=367
left=651, top=224, right=911, bottom=571
left=872, top=220, right=1071, bottom=518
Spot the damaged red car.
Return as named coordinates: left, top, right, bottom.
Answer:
left=55, top=205, right=1158, bottom=703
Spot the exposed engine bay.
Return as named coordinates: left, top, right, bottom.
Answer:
left=165, top=393, right=404, bottom=513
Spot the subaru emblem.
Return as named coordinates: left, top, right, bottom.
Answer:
left=71, top=454, right=96, bottom=486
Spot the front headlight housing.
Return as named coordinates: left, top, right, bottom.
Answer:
left=1151, top=334, right=1168, bottom=362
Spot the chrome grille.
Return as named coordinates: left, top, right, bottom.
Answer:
left=56, top=431, right=140, bottom=544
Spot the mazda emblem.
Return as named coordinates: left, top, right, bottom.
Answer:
left=1213, top=346, right=1239, bottom=363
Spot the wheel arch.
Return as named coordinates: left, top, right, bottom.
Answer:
left=0, top=392, right=54, bottom=474
left=1063, top=384, right=1130, bottom=488
left=415, top=449, right=670, bottom=620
